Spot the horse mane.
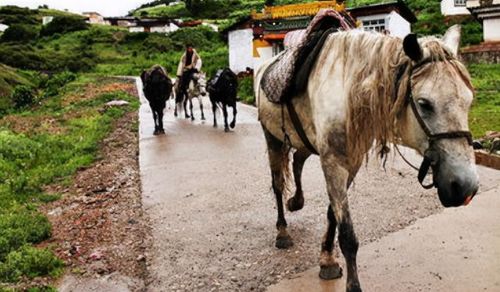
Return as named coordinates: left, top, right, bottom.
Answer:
left=325, top=30, right=472, bottom=167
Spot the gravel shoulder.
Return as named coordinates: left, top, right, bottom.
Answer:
left=43, top=109, right=149, bottom=292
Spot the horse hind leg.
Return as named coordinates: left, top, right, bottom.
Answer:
left=287, top=149, right=310, bottom=212
left=263, top=126, right=293, bottom=249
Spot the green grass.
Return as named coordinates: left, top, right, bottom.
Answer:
left=0, top=64, right=34, bottom=111
left=468, top=63, right=500, bottom=138
left=133, top=2, right=191, bottom=18
left=0, top=74, right=139, bottom=285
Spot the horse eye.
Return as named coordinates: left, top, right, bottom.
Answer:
left=417, top=98, right=433, bottom=112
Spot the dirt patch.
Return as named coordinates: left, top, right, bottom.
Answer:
left=63, top=80, right=138, bottom=107
left=40, top=110, right=149, bottom=291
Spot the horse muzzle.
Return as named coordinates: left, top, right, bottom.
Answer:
left=433, top=156, right=479, bottom=208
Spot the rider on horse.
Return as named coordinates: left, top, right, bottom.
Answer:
left=176, top=43, right=202, bottom=96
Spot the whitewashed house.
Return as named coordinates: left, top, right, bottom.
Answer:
left=83, top=12, right=106, bottom=25
left=441, top=0, right=470, bottom=16
left=348, top=1, right=417, bottom=38
left=0, top=24, right=8, bottom=33
left=42, top=16, right=54, bottom=25
left=468, top=0, right=500, bottom=42
left=227, top=24, right=254, bottom=74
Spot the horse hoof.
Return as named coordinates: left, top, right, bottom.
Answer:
left=153, top=130, right=159, bottom=136
left=174, top=113, right=178, bottom=117
left=191, top=117, right=195, bottom=121
left=346, top=284, right=362, bottom=292
left=201, top=117, right=206, bottom=121
left=230, top=121, right=236, bottom=129
left=275, top=235, right=293, bottom=249
left=319, top=264, right=343, bottom=280
left=213, top=124, right=217, bottom=128
left=287, top=195, right=304, bottom=212
left=224, top=127, right=230, bottom=132
left=185, top=115, right=190, bottom=119
left=159, top=129, right=165, bottom=134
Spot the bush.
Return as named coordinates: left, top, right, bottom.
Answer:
left=0, top=6, right=38, bottom=25
left=238, top=76, right=254, bottom=104
left=1, top=24, right=39, bottom=43
left=0, top=210, right=52, bottom=261
left=40, top=15, right=89, bottom=37
left=167, top=26, right=224, bottom=51
left=0, top=245, right=63, bottom=282
left=42, top=71, right=76, bottom=97
left=11, top=85, right=36, bottom=109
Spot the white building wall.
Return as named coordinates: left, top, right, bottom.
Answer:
left=42, top=16, right=54, bottom=25
left=441, top=0, right=470, bottom=16
left=484, top=18, right=500, bottom=41
left=387, top=11, right=411, bottom=38
left=228, top=29, right=254, bottom=73
left=129, top=26, right=145, bottom=33
left=253, top=47, right=273, bottom=71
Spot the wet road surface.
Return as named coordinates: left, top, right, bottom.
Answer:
left=136, top=78, right=500, bottom=292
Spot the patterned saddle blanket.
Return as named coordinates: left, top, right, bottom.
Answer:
left=261, top=9, right=355, bottom=104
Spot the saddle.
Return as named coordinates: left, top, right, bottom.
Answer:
left=261, top=9, right=355, bottom=104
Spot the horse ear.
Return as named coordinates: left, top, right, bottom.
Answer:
left=403, top=34, right=423, bottom=62
left=442, top=25, right=461, bottom=57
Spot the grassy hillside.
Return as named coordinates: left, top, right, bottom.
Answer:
left=0, top=64, right=34, bottom=111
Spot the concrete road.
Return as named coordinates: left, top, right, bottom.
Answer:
left=136, top=78, right=500, bottom=292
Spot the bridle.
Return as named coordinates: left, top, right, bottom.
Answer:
left=397, top=57, right=473, bottom=189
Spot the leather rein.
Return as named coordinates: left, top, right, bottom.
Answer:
left=397, top=58, right=473, bottom=189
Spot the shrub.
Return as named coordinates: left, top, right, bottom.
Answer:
left=11, top=85, right=36, bottom=109
left=40, top=15, right=89, bottom=37
left=0, top=210, right=52, bottom=261
left=0, top=245, right=63, bottom=282
left=1, top=24, right=39, bottom=43
left=42, top=71, right=76, bottom=97
left=238, top=76, right=254, bottom=104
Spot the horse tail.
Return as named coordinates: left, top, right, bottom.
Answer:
left=281, top=147, right=295, bottom=208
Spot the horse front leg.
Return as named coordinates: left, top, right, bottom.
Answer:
left=189, top=98, right=194, bottom=121
left=287, top=149, right=311, bottom=212
left=211, top=101, right=217, bottom=127
left=222, top=104, right=229, bottom=132
left=199, top=97, right=205, bottom=121
left=158, top=107, right=165, bottom=134
left=183, top=94, right=190, bottom=119
left=152, top=109, right=159, bottom=135
left=263, top=126, right=293, bottom=249
left=320, top=156, right=361, bottom=292
left=230, top=103, right=237, bottom=129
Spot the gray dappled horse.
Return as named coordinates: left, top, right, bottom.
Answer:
left=256, top=26, right=479, bottom=292
left=141, top=65, right=173, bottom=135
left=174, top=72, right=207, bottom=121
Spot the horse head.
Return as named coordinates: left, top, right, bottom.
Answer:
left=398, top=25, right=479, bottom=207
left=191, top=72, right=207, bottom=97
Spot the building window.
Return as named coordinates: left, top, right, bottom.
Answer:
left=454, top=0, right=466, bottom=6
left=362, top=18, right=386, bottom=33
left=272, top=42, right=284, bottom=57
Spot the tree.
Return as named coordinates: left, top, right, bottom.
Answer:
left=40, top=16, right=89, bottom=37
left=1, top=24, right=39, bottom=43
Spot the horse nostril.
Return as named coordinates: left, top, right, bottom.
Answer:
left=450, top=181, right=461, bottom=197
